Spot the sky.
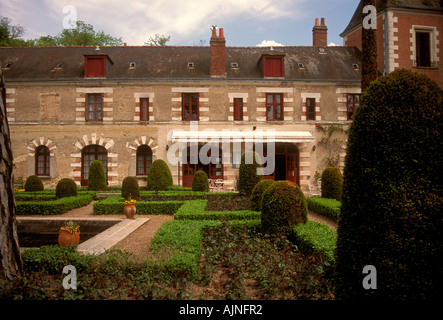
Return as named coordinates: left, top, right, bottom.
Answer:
left=0, top=0, right=360, bottom=47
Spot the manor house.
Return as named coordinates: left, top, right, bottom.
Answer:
left=1, top=0, right=441, bottom=191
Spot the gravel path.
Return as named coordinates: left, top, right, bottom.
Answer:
left=38, top=201, right=337, bottom=257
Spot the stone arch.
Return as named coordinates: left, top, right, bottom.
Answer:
left=26, top=137, right=58, bottom=178
left=126, top=136, right=158, bottom=158
left=70, top=133, right=117, bottom=186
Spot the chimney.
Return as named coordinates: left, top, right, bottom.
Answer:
left=313, top=17, right=328, bottom=47
left=210, top=27, right=226, bottom=78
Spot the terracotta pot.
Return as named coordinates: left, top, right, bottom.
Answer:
left=124, top=204, right=136, bottom=219
left=58, top=229, right=80, bottom=247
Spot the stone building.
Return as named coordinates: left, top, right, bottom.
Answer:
left=1, top=0, right=440, bottom=190
left=341, top=0, right=443, bottom=86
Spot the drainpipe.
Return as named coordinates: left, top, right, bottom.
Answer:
left=384, top=10, right=390, bottom=75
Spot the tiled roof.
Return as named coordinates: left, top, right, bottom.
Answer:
left=0, top=45, right=362, bottom=82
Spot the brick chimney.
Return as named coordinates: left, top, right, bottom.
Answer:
left=313, top=18, right=328, bottom=47
left=210, top=27, right=226, bottom=78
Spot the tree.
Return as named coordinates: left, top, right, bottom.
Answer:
left=145, top=34, right=170, bottom=46
left=361, top=0, right=378, bottom=92
left=56, top=21, right=122, bottom=46
left=335, top=69, right=443, bottom=300
left=0, top=69, right=23, bottom=280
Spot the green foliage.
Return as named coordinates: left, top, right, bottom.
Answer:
left=87, top=160, right=107, bottom=191
left=261, top=181, right=307, bottom=235
left=24, top=175, right=44, bottom=192
left=192, top=170, right=209, bottom=192
left=16, top=195, right=93, bottom=215
left=238, top=151, right=263, bottom=196
left=55, top=178, right=77, bottom=198
left=121, top=176, right=140, bottom=200
left=93, top=195, right=183, bottom=215
left=146, top=159, right=173, bottom=191
left=307, top=197, right=341, bottom=221
left=145, top=33, right=171, bottom=46
left=292, top=221, right=337, bottom=268
left=335, top=69, right=443, bottom=300
left=21, top=245, right=93, bottom=274
left=249, top=179, right=274, bottom=211
left=174, top=200, right=260, bottom=221
left=321, top=167, right=343, bottom=202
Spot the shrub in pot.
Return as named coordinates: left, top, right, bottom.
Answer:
left=121, top=176, right=140, bottom=200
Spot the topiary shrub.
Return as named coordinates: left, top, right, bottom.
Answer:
left=146, top=159, right=173, bottom=191
left=238, top=151, right=263, bottom=196
left=24, top=175, right=44, bottom=192
left=87, top=160, right=107, bottom=191
left=121, top=176, right=140, bottom=200
left=56, top=178, right=77, bottom=198
left=261, top=180, right=307, bottom=235
left=249, top=179, right=274, bottom=211
left=192, top=170, right=209, bottom=192
left=335, top=69, right=443, bottom=300
left=321, top=167, right=343, bottom=201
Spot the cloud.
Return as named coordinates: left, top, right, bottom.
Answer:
left=0, top=0, right=307, bottom=45
left=256, top=40, right=285, bottom=47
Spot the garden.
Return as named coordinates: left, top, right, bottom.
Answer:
left=1, top=157, right=340, bottom=300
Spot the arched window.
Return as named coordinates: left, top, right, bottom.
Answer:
left=136, top=145, right=152, bottom=176
left=35, top=146, right=50, bottom=176
left=81, top=145, right=107, bottom=186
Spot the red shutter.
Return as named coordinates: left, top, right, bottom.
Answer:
left=233, top=98, right=243, bottom=121
left=85, top=56, right=105, bottom=77
left=140, top=98, right=149, bottom=121
left=264, top=57, right=284, bottom=77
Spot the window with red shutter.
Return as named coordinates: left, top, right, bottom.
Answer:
left=85, top=56, right=106, bottom=77
left=233, top=98, right=243, bottom=121
left=263, top=56, right=284, bottom=78
left=140, top=98, right=149, bottom=121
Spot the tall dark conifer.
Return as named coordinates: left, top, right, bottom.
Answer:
left=361, top=0, right=378, bottom=91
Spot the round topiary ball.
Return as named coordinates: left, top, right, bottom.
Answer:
left=261, top=180, right=307, bottom=235
left=87, top=160, right=107, bottom=191
left=249, top=179, right=274, bottom=211
left=24, top=175, right=44, bottom=192
left=321, top=167, right=343, bottom=201
left=146, top=159, right=173, bottom=191
left=192, top=170, right=209, bottom=192
left=238, top=151, right=263, bottom=196
left=56, top=178, right=78, bottom=198
left=121, top=176, right=140, bottom=200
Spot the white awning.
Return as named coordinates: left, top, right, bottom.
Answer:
left=168, top=130, right=314, bottom=143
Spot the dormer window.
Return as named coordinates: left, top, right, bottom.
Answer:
left=262, top=55, right=285, bottom=78
left=84, top=55, right=106, bottom=78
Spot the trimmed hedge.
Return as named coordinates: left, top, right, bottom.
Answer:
left=174, top=200, right=260, bottom=221
left=321, top=167, right=343, bottom=202
left=192, top=170, right=209, bottom=192
left=56, top=178, right=78, bottom=198
left=292, top=221, right=337, bottom=267
left=24, top=175, right=44, bottom=192
left=87, top=160, right=107, bottom=191
left=249, top=179, right=274, bottom=211
left=93, top=196, right=184, bottom=215
left=121, top=176, right=140, bottom=200
left=307, top=197, right=341, bottom=221
left=146, top=159, right=173, bottom=191
left=335, top=69, right=443, bottom=300
left=16, top=194, right=94, bottom=215
left=238, top=151, right=263, bottom=196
